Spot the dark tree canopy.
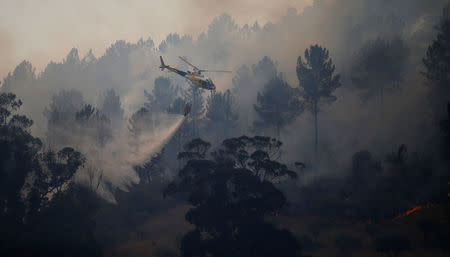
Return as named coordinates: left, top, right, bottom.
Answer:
left=205, top=90, right=238, bottom=140
left=44, top=91, right=112, bottom=148
left=75, top=104, right=112, bottom=147
left=0, top=92, right=23, bottom=125
left=165, top=136, right=300, bottom=257
left=1, top=60, right=36, bottom=92
left=252, top=56, right=278, bottom=82
left=177, top=138, right=212, bottom=160
left=206, top=90, right=237, bottom=125
left=100, top=88, right=124, bottom=122
left=44, top=89, right=84, bottom=125
left=0, top=93, right=41, bottom=221
left=145, top=76, right=179, bottom=112
left=352, top=38, right=409, bottom=102
left=232, top=65, right=252, bottom=93
left=423, top=8, right=450, bottom=116
left=28, top=147, right=86, bottom=213
left=254, top=76, right=303, bottom=138
left=296, top=44, right=341, bottom=158
left=297, top=45, right=341, bottom=108
left=0, top=93, right=101, bottom=257
left=440, top=102, right=450, bottom=161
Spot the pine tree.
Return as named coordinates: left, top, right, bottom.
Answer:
left=296, top=45, right=341, bottom=160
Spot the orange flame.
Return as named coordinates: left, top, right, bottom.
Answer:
left=393, top=203, right=434, bottom=221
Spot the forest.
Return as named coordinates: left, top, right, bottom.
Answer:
left=1, top=0, right=450, bottom=256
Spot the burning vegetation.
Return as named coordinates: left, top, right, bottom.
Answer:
left=392, top=203, right=434, bottom=221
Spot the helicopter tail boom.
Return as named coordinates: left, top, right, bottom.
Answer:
left=160, top=56, right=167, bottom=71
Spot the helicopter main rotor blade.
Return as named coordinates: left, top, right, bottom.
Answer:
left=199, top=70, right=232, bottom=73
left=178, top=56, right=199, bottom=70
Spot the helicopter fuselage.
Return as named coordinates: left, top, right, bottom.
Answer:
left=160, top=57, right=216, bottom=90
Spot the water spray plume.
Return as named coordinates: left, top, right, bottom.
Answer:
left=76, top=113, right=186, bottom=202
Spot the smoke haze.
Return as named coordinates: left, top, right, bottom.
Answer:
left=1, top=0, right=448, bottom=189
left=0, top=0, right=313, bottom=79
left=1, top=1, right=450, bottom=256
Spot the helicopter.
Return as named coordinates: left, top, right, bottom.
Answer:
left=159, top=56, right=231, bottom=91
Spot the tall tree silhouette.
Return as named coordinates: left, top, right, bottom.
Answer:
left=144, top=76, right=179, bottom=112
left=423, top=7, right=450, bottom=117
left=0, top=92, right=41, bottom=225
left=164, top=136, right=300, bottom=257
left=351, top=38, right=408, bottom=104
left=100, top=89, right=124, bottom=123
left=0, top=93, right=101, bottom=257
left=296, top=45, right=341, bottom=159
left=254, top=76, right=303, bottom=138
left=1, top=60, right=36, bottom=92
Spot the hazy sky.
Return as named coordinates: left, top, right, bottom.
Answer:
left=0, top=0, right=312, bottom=79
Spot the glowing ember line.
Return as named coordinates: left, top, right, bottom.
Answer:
left=392, top=203, right=434, bottom=221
